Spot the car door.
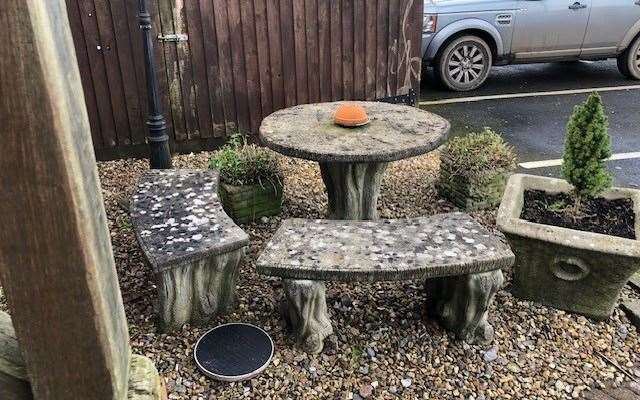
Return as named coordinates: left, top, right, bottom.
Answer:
left=511, top=0, right=592, bottom=60
left=581, top=0, right=640, bottom=56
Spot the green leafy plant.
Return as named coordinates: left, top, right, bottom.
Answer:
left=561, top=92, right=612, bottom=210
left=548, top=199, right=570, bottom=213
left=440, top=128, right=517, bottom=176
left=349, top=346, right=363, bottom=368
left=209, top=132, right=282, bottom=187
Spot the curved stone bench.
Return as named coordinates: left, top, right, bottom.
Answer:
left=257, top=212, right=514, bottom=353
left=131, top=170, right=249, bottom=332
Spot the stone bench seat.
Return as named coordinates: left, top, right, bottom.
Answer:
left=257, top=212, right=514, bottom=353
left=131, top=169, right=249, bottom=332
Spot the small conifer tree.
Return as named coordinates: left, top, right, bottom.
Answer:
left=561, top=92, right=612, bottom=210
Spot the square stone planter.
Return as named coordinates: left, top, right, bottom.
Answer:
left=219, top=181, right=283, bottom=224
left=437, top=155, right=512, bottom=211
left=496, top=174, right=640, bottom=320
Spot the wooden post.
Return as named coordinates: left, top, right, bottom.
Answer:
left=0, top=1, right=163, bottom=399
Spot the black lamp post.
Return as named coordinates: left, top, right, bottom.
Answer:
left=138, top=0, right=172, bottom=169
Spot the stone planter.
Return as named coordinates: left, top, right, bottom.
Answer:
left=219, top=181, right=283, bottom=224
left=496, top=174, right=640, bottom=320
left=437, top=155, right=512, bottom=211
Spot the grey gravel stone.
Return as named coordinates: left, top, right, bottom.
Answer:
left=366, top=348, right=376, bottom=358
left=618, top=325, right=629, bottom=340
left=359, top=384, right=373, bottom=398
left=340, top=294, right=353, bottom=308
left=483, top=348, right=498, bottom=363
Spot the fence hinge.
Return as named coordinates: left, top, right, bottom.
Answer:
left=157, top=33, right=188, bottom=43
left=377, top=89, right=418, bottom=107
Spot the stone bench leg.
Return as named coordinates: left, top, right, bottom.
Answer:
left=281, top=280, right=333, bottom=354
left=425, top=270, right=504, bottom=345
left=156, top=248, right=244, bottom=332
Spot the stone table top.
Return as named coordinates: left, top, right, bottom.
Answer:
left=130, top=169, right=249, bottom=272
left=256, top=213, right=514, bottom=282
left=259, top=101, right=450, bottom=163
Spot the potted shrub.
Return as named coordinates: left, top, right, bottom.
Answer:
left=210, top=134, right=283, bottom=224
left=437, top=128, right=517, bottom=210
left=497, top=93, right=640, bottom=319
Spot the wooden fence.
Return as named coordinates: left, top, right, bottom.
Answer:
left=66, top=0, right=424, bottom=160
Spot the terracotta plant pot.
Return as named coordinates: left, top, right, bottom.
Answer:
left=496, top=174, right=640, bottom=320
left=219, top=181, right=283, bottom=224
left=334, top=103, right=369, bottom=127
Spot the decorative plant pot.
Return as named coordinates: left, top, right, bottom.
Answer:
left=438, top=155, right=512, bottom=211
left=496, top=174, right=640, bottom=320
left=219, top=181, right=283, bottom=224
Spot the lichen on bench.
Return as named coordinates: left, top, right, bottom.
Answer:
left=257, top=213, right=514, bottom=353
left=131, top=170, right=249, bottom=332
left=257, top=213, right=513, bottom=281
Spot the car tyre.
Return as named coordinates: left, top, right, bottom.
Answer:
left=435, top=35, right=492, bottom=91
left=617, top=35, right=640, bottom=80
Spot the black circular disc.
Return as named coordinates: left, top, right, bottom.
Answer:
left=194, top=323, right=274, bottom=382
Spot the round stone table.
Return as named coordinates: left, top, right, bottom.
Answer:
left=260, top=101, right=450, bottom=220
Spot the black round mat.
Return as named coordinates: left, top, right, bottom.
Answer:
left=194, top=323, right=274, bottom=382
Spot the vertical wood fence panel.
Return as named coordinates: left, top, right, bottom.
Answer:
left=318, top=0, right=332, bottom=102
left=66, top=0, right=423, bottom=160
left=66, top=0, right=104, bottom=148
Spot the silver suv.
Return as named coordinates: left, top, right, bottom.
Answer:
left=422, top=0, right=640, bottom=91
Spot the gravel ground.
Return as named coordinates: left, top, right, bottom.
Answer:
left=2, top=151, right=639, bottom=399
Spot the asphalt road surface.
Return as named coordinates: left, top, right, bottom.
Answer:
left=419, top=60, right=640, bottom=187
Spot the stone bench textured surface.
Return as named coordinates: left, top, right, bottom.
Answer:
left=257, top=213, right=514, bottom=353
left=131, top=170, right=249, bottom=332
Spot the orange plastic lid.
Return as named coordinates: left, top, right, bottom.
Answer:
left=334, top=103, right=369, bottom=127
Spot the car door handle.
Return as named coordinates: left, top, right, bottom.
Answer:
left=568, top=2, right=587, bottom=9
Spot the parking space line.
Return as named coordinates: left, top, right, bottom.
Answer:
left=519, top=152, right=640, bottom=169
left=419, top=85, right=640, bottom=106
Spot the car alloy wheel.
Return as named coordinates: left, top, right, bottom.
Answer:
left=447, top=44, right=485, bottom=85
left=436, top=35, right=492, bottom=91
left=618, top=35, right=640, bottom=80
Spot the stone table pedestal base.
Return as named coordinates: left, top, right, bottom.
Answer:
left=425, top=270, right=504, bottom=345
left=320, top=162, right=388, bottom=220
left=281, top=280, right=333, bottom=354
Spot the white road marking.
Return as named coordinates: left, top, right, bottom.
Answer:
left=419, top=85, right=640, bottom=106
left=519, top=151, right=640, bottom=169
